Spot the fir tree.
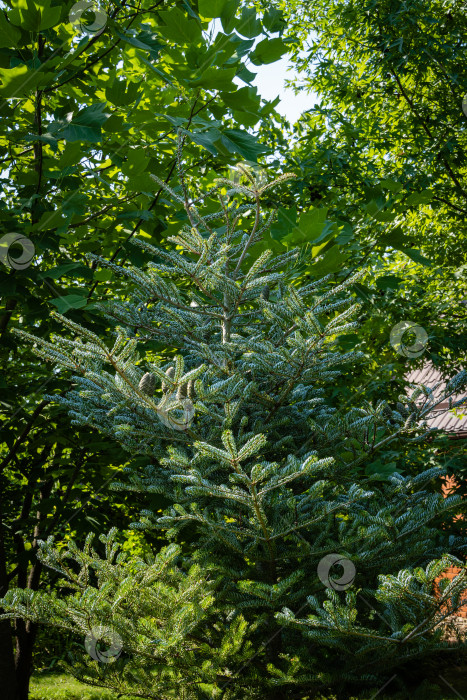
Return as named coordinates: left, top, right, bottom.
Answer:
left=2, top=140, right=467, bottom=699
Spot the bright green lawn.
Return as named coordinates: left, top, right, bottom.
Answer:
left=29, top=672, right=464, bottom=700
left=30, top=674, right=131, bottom=700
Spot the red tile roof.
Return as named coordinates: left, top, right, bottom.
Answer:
left=406, top=363, right=467, bottom=435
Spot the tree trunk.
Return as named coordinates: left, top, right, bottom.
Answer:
left=0, top=619, right=18, bottom=700
left=0, top=491, right=19, bottom=700
left=14, top=620, right=38, bottom=700
left=13, top=478, right=50, bottom=700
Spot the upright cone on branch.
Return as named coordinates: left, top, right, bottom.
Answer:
left=161, top=367, right=175, bottom=394
left=139, top=372, right=156, bottom=396
left=177, top=383, right=187, bottom=400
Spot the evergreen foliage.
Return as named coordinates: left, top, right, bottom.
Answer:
left=2, top=145, right=467, bottom=699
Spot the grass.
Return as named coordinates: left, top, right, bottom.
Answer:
left=29, top=671, right=466, bottom=700
left=30, top=673, right=131, bottom=700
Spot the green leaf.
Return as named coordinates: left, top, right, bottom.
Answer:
left=236, top=65, right=257, bottom=84
left=380, top=179, right=403, bottom=193
left=220, top=0, right=240, bottom=33
left=198, top=0, right=230, bottom=18
left=403, top=248, right=432, bottom=267
left=283, top=207, right=335, bottom=246
left=37, top=2, right=61, bottom=30
left=405, top=191, right=433, bottom=206
left=106, top=79, right=140, bottom=107
left=263, top=9, right=286, bottom=33
left=93, top=269, right=114, bottom=282
left=157, top=8, right=202, bottom=44
left=364, top=199, right=385, bottom=217
left=309, top=245, right=349, bottom=276
left=335, top=222, right=353, bottom=244
left=375, top=275, right=402, bottom=291
left=373, top=210, right=397, bottom=223
left=9, top=0, right=61, bottom=31
left=184, top=128, right=220, bottom=156
left=250, top=38, right=288, bottom=65
left=137, top=55, right=175, bottom=87
left=221, top=86, right=260, bottom=113
left=34, top=209, right=68, bottom=231
left=365, top=460, right=398, bottom=480
left=61, top=103, right=110, bottom=143
left=50, top=294, right=87, bottom=313
left=219, top=129, right=267, bottom=161
left=377, top=226, right=407, bottom=250
left=270, top=207, right=297, bottom=241
left=0, top=12, right=22, bottom=47
left=37, top=263, right=83, bottom=281
left=189, top=66, right=237, bottom=91
left=235, top=7, right=261, bottom=39
left=121, top=148, right=150, bottom=176
left=112, top=27, right=162, bottom=58
left=0, top=65, right=56, bottom=98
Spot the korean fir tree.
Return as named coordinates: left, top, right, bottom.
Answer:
left=2, top=142, right=467, bottom=699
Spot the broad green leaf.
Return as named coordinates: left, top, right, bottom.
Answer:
left=137, top=55, right=175, bottom=87
left=121, top=148, right=150, bottom=176
left=335, top=222, right=353, bottom=244
left=366, top=460, right=398, bottom=479
left=375, top=275, right=402, bottom=291
left=250, top=38, right=288, bottom=65
left=37, top=2, right=61, bottom=30
left=309, top=245, right=349, bottom=276
left=227, top=34, right=255, bottom=57
left=184, top=129, right=220, bottom=155
left=9, top=0, right=61, bottom=31
left=403, top=248, right=432, bottom=266
left=377, top=226, right=407, bottom=250
left=219, top=129, right=267, bottom=161
left=380, top=179, right=403, bottom=193
left=50, top=294, right=87, bottom=314
left=34, top=209, right=68, bottom=231
left=364, top=199, right=385, bottom=217
left=105, top=79, right=140, bottom=107
left=405, top=191, right=433, bottom=206
left=221, top=86, right=260, bottom=113
left=60, top=103, right=110, bottom=143
left=189, top=66, right=237, bottom=91
left=198, top=0, right=231, bottom=18
left=157, top=8, right=202, bottom=44
left=270, top=207, right=297, bottom=241
left=37, top=263, right=84, bottom=280
left=263, top=9, right=286, bottom=33
left=112, top=27, right=162, bottom=58
left=93, top=269, right=114, bottom=282
left=117, top=210, right=154, bottom=222
left=0, top=65, right=56, bottom=97
left=220, top=0, right=240, bottom=33
left=0, top=12, right=22, bottom=47
left=235, top=7, right=261, bottom=39
left=236, top=65, right=257, bottom=84
left=373, top=209, right=397, bottom=223
left=284, top=207, right=335, bottom=245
